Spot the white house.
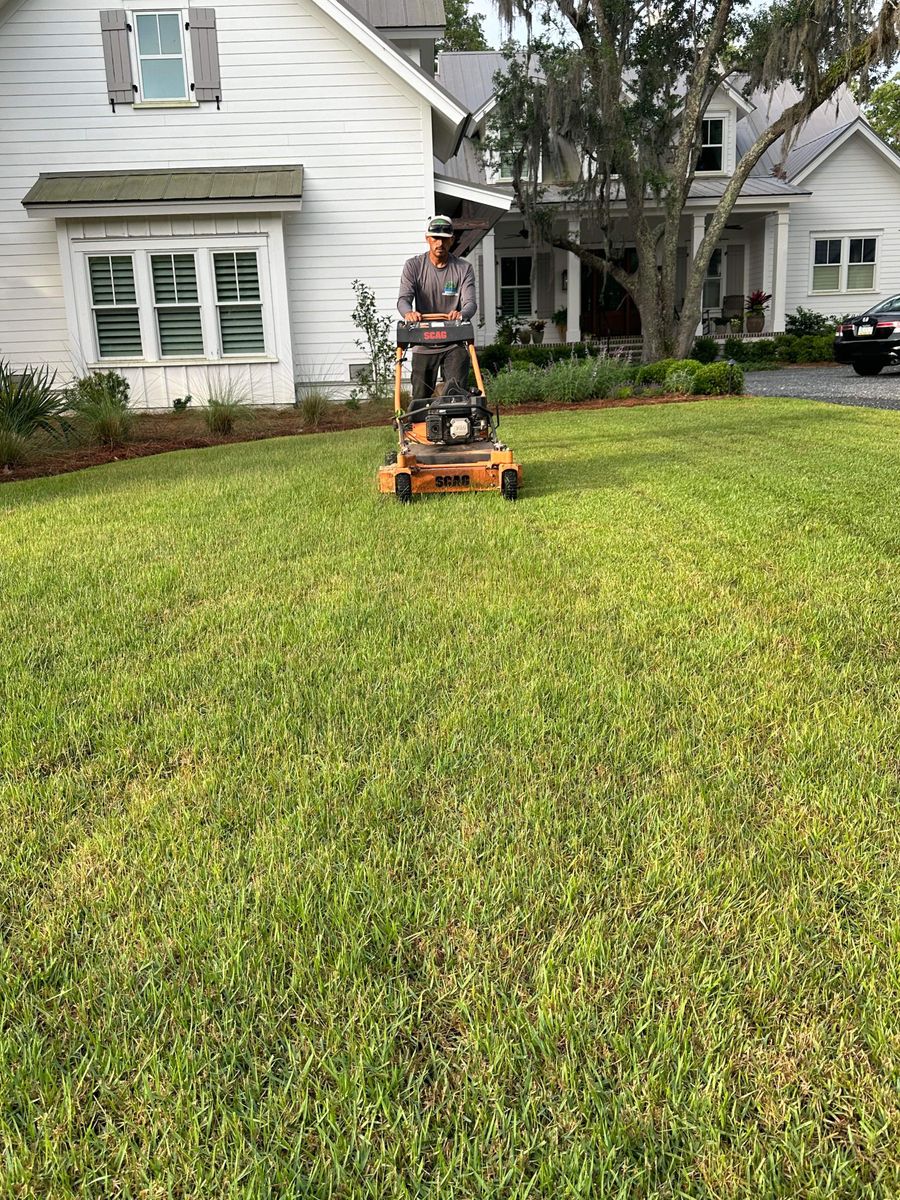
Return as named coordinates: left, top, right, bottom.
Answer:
left=0, top=0, right=509, bottom=406
left=437, top=53, right=900, bottom=344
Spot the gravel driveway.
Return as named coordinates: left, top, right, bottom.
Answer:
left=744, top=364, right=900, bottom=410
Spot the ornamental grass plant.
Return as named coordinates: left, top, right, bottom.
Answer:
left=66, top=370, right=133, bottom=446
left=0, top=359, right=67, bottom=466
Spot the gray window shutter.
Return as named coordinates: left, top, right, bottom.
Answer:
left=535, top=250, right=554, bottom=317
left=188, top=9, right=222, bottom=103
left=100, top=11, right=135, bottom=108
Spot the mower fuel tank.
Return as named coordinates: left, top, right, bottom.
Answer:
left=397, top=320, right=475, bottom=348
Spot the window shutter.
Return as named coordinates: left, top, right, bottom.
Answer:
left=188, top=8, right=222, bottom=103
left=100, top=11, right=136, bottom=108
left=535, top=251, right=553, bottom=317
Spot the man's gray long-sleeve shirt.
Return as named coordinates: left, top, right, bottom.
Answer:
left=397, top=252, right=477, bottom=354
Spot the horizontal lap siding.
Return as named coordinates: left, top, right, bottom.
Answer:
left=0, top=0, right=430, bottom=402
left=785, top=136, right=900, bottom=316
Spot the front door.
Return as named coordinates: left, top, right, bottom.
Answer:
left=581, top=248, right=641, bottom=338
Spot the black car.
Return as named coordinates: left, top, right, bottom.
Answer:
left=834, top=295, right=900, bottom=374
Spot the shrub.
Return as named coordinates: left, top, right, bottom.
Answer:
left=542, top=357, right=628, bottom=403
left=66, top=370, right=133, bottom=445
left=200, top=380, right=251, bottom=435
left=666, top=369, right=696, bottom=394
left=350, top=279, right=393, bottom=404
left=297, top=388, right=332, bottom=427
left=692, top=336, right=719, bottom=363
left=794, top=333, right=834, bottom=363
left=785, top=306, right=834, bottom=336
left=0, top=359, right=67, bottom=466
left=723, top=336, right=746, bottom=362
left=691, top=361, right=744, bottom=395
left=635, top=358, right=681, bottom=386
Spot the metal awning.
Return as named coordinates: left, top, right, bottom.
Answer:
left=23, top=165, right=304, bottom=218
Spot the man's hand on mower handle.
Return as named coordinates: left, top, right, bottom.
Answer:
left=404, top=311, right=421, bottom=323
left=447, top=310, right=462, bottom=321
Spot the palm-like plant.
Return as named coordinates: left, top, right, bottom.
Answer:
left=0, top=359, right=68, bottom=466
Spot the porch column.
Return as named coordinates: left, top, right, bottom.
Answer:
left=772, top=209, right=790, bottom=333
left=566, top=218, right=581, bottom=343
left=482, top=225, right=497, bottom=344
left=763, top=214, right=776, bottom=333
left=692, top=213, right=705, bottom=334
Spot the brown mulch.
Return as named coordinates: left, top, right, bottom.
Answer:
left=1, top=392, right=718, bottom=486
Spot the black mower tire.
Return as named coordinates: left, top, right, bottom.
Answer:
left=384, top=450, right=398, bottom=465
left=852, top=360, right=884, bottom=376
left=396, top=473, right=413, bottom=503
left=501, top=469, right=518, bottom=501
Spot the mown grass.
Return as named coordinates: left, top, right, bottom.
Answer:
left=1, top=396, right=899, bottom=1198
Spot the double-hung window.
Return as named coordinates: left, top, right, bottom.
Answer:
left=811, top=235, right=878, bottom=293
left=213, top=253, right=266, bottom=354
left=135, top=11, right=189, bottom=101
left=499, top=257, right=532, bottom=319
left=89, top=255, right=143, bottom=357
left=697, top=119, right=724, bottom=172
left=702, top=247, right=723, bottom=309
left=151, top=254, right=204, bottom=355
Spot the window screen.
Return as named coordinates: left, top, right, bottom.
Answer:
left=812, top=239, right=843, bottom=291
left=847, top=238, right=876, bottom=290
left=136, top=11, right=188, bottom=100
left=213, top=252, right=265, bottom=354
left=89, top=255, right=143, bottom=357
left=151, top=253, right=204, bottom=355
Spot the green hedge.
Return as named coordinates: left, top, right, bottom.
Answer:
left=723, top=334, right=834, bottom=365
left=691, top=362, right=744, bottom=395
left=479, top=341, right=615, bottom=375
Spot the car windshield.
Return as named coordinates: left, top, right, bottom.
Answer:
left=867, top=295, right=900, bottom=314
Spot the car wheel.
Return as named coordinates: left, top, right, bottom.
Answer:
left=852, top=361, right=884, bottom=376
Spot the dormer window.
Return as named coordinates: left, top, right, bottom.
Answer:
left=697, top=119, right=724, bottom=173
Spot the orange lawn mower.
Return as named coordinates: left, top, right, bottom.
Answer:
left=378, top=315, right=522, bottom=502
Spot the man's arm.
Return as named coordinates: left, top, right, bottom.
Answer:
left=397, top=257, right=420, bottom=321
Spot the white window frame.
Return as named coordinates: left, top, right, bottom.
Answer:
left=498, top=252, right=533, bottom=320
left=702, top=246, right=723, bottom=309
left=150, top=251, right=205, bottom=357
left=70, top=235, right=279, bottom=367
left=808, top=232, right=881, bottom=295
left=128, top=7, right=198, bottom=106
left=696, top=115, right=726, bottom=174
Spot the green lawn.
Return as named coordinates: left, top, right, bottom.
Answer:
left=1, top=397, right=899, bottom=1198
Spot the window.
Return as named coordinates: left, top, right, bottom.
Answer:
left=89, top=255, right=143, bottom=357
left=135, top=11, right=189, bottom=100
left=697, top=119, right=724, bottom=172
left=80, top=243, right=271, bottom=362
left=214, top=252, right=265, bottom=355
left=702, top=247, right=722, bottom=309
left=151, top=254, right=203, bottom=355
left=499, top=257, right=532, bottom=318
left=812, top=235, right=878, bottom=293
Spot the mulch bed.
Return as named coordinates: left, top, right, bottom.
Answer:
left=1, top=392, right=718, bottom=486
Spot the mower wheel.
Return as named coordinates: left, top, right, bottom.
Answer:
left=384, top=450, right=398, bottom=465
left=501, top=469, right=518, bottom=502
left=396, top=473, right=413, bottom=503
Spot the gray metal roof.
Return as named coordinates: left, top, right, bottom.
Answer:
left=736, top=82, right=862, bottom=179
left=437, top=51, right=506, bottom=112
left=343, top=0, right=444, bottom=29
left=23, top=166, right=303, bottom=208
left=780, top=121, right=857, bottom=178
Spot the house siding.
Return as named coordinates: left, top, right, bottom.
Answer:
left=0, top=0, right=433, bottom=403
left=785, top=134, right=900, bottom=317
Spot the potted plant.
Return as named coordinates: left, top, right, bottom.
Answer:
left=529, top=318, right=546, bottom=344
left=744, top=290, right=771, bottom=334
left=552, top=307, right=568, bottom=340
left=518, top=324, right=532, bottom=344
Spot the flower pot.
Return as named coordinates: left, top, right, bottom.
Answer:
left=746, top=314, right=765, bottom=334
left=531, top=327, right=544, bottom=344
left=518, top=328, right=532, bottom=344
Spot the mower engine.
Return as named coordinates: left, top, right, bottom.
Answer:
left=424, top=399, right=489, bottom=446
